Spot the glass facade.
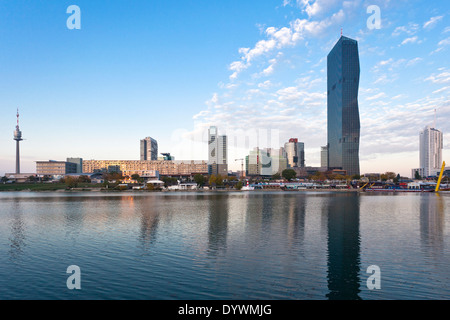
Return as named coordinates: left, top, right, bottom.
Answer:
left=327, top=36, right=360, bottom=176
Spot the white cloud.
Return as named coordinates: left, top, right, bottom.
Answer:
left=425, top=70, right=450, bottom=84
left=392, top=23, right=419, bottom=36
left=423, top=16, right=443, bottom=29
left=433, top=86, right=450, bottom=94
left=401, top=36, right=418, bottom=45
left=228, top=7, right=346, bottom=80
left=438, top=37, right=450, bottom=47
left=366, top=92, right=387, bottom=101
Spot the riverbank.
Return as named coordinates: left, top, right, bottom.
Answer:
left=0, top=183, right=362, bottom=193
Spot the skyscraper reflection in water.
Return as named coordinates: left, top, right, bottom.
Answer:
left=325, top=194, right=361, bottom=300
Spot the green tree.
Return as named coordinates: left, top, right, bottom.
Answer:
left=194, top=174, right=206, bottom=187
left=235, top=181, right=243, bottom=190
left=1, top=176, right=8, bottom=183
left=131, top=174, right=140, bottom=181
left=271, top=173, right=281, bottom=180
left=161, top=177, right=178, bottom=187
left=282, top=169, right=297, bottom=182
left=351, top=174, right=361, bottom=180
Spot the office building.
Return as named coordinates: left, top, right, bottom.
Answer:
left=36, top=161, right=78, bottom=176
left=245, top=147, right=287, bottom=177
left=327, top=35, right=361, bottom=176
left=67, top=158, right=83, bottom=174
left=140, top=137, right=158, bottom=161
left=284, top=138, right=305, bottom=168
left=419, top=126, right=443, bottom=177
left=208, top=126, right=228, bottom=175
left=321, top=146, right=328, bottom=169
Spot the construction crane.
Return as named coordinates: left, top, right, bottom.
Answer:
left=235, top=159, right=245, bottom=178
left=435, top=161, right=446, bottom=192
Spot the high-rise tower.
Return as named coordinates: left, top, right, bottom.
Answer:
left=327, top=35, right=361, bottom=176
left=208, top=126, right=228, bottom=175
left=419, top=126, right=443, bottom=178
left=140, top=137, right=158, bottom=161
left=14, top=108, right=23, bottom=174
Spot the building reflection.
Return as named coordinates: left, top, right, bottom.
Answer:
left=207, top=194, right=229, bottom=257
left=325, top=194, right=361, bottom=300
left=9, top=199, right=27, bottom=261
left=138, top=197, right=160, bottom=250
left=420, top=194, right=445, bottom=257
left=286, top=195, right=306, bottom=248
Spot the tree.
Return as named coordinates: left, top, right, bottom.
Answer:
left=311, top=171, right=326, bottom=181
left=235, top=181, right=243, bottom=190
left=351, top=174, right=361, bottom=180
left=194, top=174, right=206, bottom=187
left=161, top=177, right=178, bottom=187
left=131, top=174, right=140, bottom=181
left=209, top=174, right=216, bottom=187
left=215, top=174, right=224, bottom=186
left=1, top=176, right=8, bottom=184
left=271, top=173, right=281, bottom=180
left=78, top=175, right=91, bottom=183
left=64, top=176, right=79, bottom=188
left=282, top=169, right=297, bottom=182
left=394, top=174, right=400, bottom=184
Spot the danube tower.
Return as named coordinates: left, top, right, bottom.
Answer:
left=14, top=108, right=23, bottom=174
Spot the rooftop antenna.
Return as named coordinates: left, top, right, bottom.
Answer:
left=341, top=28, right=343, bottom=37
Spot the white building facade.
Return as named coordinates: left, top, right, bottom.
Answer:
left=208, top=126, right=228, bottom=175
left=419, top=126, right=443, bottom=177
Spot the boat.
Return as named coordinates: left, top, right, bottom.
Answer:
left=241, top=181, right=255, bottom=191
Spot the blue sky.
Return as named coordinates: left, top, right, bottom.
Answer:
left=0, top=0, right=449, bottom=176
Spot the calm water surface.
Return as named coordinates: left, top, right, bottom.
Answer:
left=0, top=191, right=449, bottom=300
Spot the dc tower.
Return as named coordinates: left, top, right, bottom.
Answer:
left=14, top=108, right=23, bottom=174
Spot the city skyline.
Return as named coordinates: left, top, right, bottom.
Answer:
left=0, top=1, right=449, bottom=177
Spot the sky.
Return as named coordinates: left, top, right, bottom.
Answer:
left=0, top=0, right=449, bottom=177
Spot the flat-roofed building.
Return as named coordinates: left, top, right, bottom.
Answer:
left=36, top=161, right=78, bottom=176
left=82, top=160, right=208, bottom=177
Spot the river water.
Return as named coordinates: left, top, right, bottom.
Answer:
left=0, top=191, right=449, bottom=300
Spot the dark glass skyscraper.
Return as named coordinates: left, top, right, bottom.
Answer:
left=327, top=36, right=360, bottom=176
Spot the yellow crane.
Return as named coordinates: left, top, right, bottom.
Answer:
left=435, top=161, right=446, bottom=192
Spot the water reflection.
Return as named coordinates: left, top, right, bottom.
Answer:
left=325, top=194, right=361, bottom=300
left=286, top=196, right=306, bottom=248
left=138, top=197, right=160, bottom=250
left=9, top=199, right=26, bottom=261
left=420, top=194, right=445, bottom=257
left=207, top=194, right=229, bottom=257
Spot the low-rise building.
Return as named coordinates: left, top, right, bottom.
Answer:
left=36, top=161, right=78, bottom=176
left=83, top=160, right=208, bottom=177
